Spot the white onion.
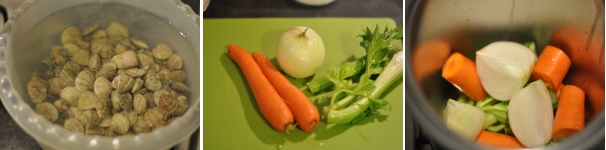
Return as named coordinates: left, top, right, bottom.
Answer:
left=443, top=99, right=485, bottom=141
left=276, top=26, right=325, bottom=78
left=475, top=41, right=536, bottom=101
left=508, top=80, right=554, bottom=148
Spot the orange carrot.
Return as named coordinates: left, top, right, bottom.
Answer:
left=531, top=45, right=571, bottom=91
left=442, top=52, right=487, bottom=101
left=227, top=44, right=295, bottom=133
left=476, top=130, right=525, bottom=148
left=567, top=71, right=604, bottom=120
left=412, top=39, right=451, bottom=82
left=552, top=85, right=585, bottom=141
left=253, top=52, right=320, bottom=132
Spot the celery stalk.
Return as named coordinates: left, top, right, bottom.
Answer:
left=326, top=51, right=403, bottom=124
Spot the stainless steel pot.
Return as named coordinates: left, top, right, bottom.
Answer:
left=405, top=0, right=605, bottom=149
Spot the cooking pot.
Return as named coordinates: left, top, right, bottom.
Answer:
left=405, top=0, right=604, bottom=149
left=0, top=0, right=200, bottom=149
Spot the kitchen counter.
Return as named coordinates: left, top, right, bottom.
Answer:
left=202, top=0, right=403, bottom=26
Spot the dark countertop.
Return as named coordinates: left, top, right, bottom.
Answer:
left=202, top=0, right=403, bottom=26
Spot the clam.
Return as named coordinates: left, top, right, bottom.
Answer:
left=152, top=43, right=173, bottom=60
left=98, top=116, right=112, bottom=127
left=91, top=30, right=107, bottom=40
left=82, top=25, right=98, bottom=36
left=112, top=75, right=134, bottom=93
left=158, top=69, right=171, bottom=82
left=133, top=116, right=152, bottom=133
left=115, top=40, right=134, bottom=54
left=77, top=109, right=100, bottom=127
left=53, top=99, right=69, bottom=113
left=170, top=70, right=186, bottom=82
left=64, top=118, right=85, bottom=134
left=59, top=69, right=76, bottom=87
left=131, top=78, right=144, bottom=94
left=144, top=70, right=162, bottom=91
left=155, top=120, right=168, bottom=129
left=133, top=87, right=148, bottom=95
left=170, top=82, right=190, bottom=94
left=73, top=49, right=90, bottom=66
left=126, top=68, right=146, bottom=78
left=130, top=38, right=149, bottom=49
left=88, top=54, right=101, bottom=72
left=78, top=91, right=99, bottom=110
left=106, top=22, right=129, bottom=42
left=61, top=27, right=82, bottom=45
left=110, top=90, right=122, bottom=113
left=27, top=79, right=48, bottom=104
left=62, top=43, right=80, bottom=57
left=95, top=96, right=111, bottom=118
left=137, top=53, right=154, bottom=70
left=144, top=107, right=162, bottom=127
left=63, top=61, right=82, bottom=75
left=60, top=86, right=82, bottom=106
left=75, top=70, right=95, bottom=91
left=166, top=54, right=183, bottom=70
left=96, top=62, right=117, bottom=80
left=91, top=38, right=113, bottom=59
left=94, top=77, right=113, bottom=97
left=172, top=96, right=189, bottom=116
left=120, top=93, right=134, bottom=111
left=153, top=90, right=169, bottom=107
left=110, top=113, right=129, bottom=134
left=111, top=50, right=139, bottom=69
left=35, top=102, right=59, bottom=123
left=121, top=110, right=137, bottom=126
left=144, top=92, right=156, bottom=108
left=133, top=94, right=147, bottom=115
left=48, top=78, right=66, bottom=95
left=158, top=91, right=177, bottom=115
left=105, top=128, right=116, bottom=137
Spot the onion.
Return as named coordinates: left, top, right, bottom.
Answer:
left=475, top=41, right=536, bottom=101
left=276, top=26, right=325, bottom=78
left=443, top=99, right=485, bottom=141
left=508, top=80, right=554, bottom=147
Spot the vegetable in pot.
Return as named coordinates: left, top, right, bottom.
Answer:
left=443, top=99, right=486, bottom=141
left=508, top=80, right=554, bottom=147
left=475, top=41, right=537, bottom=101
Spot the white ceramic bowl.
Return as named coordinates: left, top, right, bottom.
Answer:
left=0, top=0, right=200, bottom=149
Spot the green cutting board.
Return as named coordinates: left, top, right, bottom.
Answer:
left=203, top=18, right=403, bottom=150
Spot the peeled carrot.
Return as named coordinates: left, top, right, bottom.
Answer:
left=252, top=52, right=320, bottom=132
left=227, top=44, right=295, bottom=133
left=412, top=39, right=451, bottom=82
left=531, top=45, right=571, bottom=91
left=476, top=130, right=525, bottom=148
left=442, top=52, right=487, bottom=101
left=552, top=85, right=585, bottom=141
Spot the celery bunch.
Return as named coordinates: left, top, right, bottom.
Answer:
left=306, top=25, right=403, bottom=124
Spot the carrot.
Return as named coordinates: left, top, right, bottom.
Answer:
left=252, top=52, right=320, bottom=132
left=412, top=39, right=451, bottom=82
left=567, top=71, right=604, bottom=120
left=476, top=130, right=525, bottom=148
left=442, top=52, right=487, bottom=101
left=227, top=44, right=295, bottom=133
left=552, top=85, right=585, bottom=141
left=531, top=45, right=571, bottom=91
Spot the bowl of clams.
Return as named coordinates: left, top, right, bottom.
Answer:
left=0, top=0, right=200, bottom=149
